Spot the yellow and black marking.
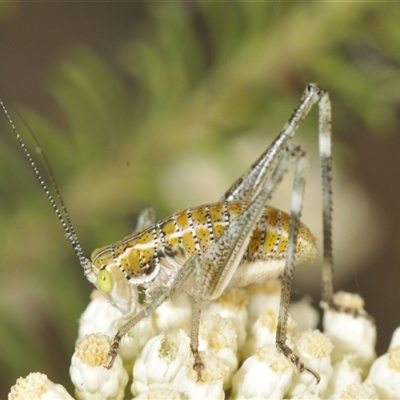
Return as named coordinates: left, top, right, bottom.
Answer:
left=91, top=201, right=315, bottom=281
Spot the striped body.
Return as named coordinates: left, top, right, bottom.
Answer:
left=92, top=201, right=316, bottom=291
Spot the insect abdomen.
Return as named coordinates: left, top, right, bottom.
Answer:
left=159, top=202, right=316, bottom=265
left=97, top=202, right=316, bottom=281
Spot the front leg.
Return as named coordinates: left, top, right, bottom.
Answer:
left=106, top=251, right=198, bottom=369
left=105, top=286, right=170, bottom=369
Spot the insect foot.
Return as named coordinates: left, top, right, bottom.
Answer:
left=321, top=290, right=373, bottom=320
left=105, top=338, right=121, bottom=370
left=191, top=347, right=205, bottom=382
left=276, top=341, right=321, bottom=384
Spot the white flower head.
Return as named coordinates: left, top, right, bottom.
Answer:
left=367, top=345, right=400, bottom=399
left=131, top=330, right=192, bottom=396
left=242, top=308, right=295, bottom=360
left=324, top=354, right=363, bottom=397
left=170, top=351, right=227, bottom=400
left=134, top=387, right=183, bottom=399
left=8, top=372, right=73, bottom=400
left=231, top=344, right=295, bottom=399
left=132, top=328, right=227, bottom=399
left=246, top=280, right=282, bottom=327
left=334, top=381, right=378, bottom=400
left=287, top=329, right=333, bottom=397
left=70, top=333, right=128, bottom=400
left=202, top=287, right=248, bottom=352
left=322, top=291, right=376, bottom=376
left=152, top=291, right=192, bottom=335
left=389, top=326, right=400, bottom=349
left=199, top=314, right=238, bottom=388
left=290, top=297, right=319, bottom=332
left=78, top=290, right=123, bottom=339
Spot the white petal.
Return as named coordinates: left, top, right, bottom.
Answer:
left=333, top=381, right=378, bottom=399
left=242, top=308, right=295, bottom=361
left=287, top=329, right=333, bottom=397
left=324, top=354, right=362, bottom=397
left=8, top=372, right=73, bottom=400
left=389, top=326, right=400, bottom=349
left=134, top=387, right=183, bottom=399
left=131, top=330, right=191, bottom=396
left=290, top=297, right=319, bottom=332
left=231, top=344, right=295, bottom=399
left=77, top=290, right=123, bottom=340
left=202, top=287, right=248, bottom=353
left=323, top=291, right=376, bottom=376
left=170, top=351, right=227, bottom=400
left=70, top=333, right=128, bottom=400
left=199, top=314, right=238, bottom=389
left=367, top=345, right=400, bottom=399
left=152, top=291, right=192, bottom=335
left=246, top=280, right=282, bottom=328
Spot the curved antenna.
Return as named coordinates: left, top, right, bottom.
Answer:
left=0, top=98, right=91, bottom=276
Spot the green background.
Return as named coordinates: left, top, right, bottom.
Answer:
left=1, top=2, right=400, bottom=397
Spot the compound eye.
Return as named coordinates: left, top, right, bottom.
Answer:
left=96, top=268, right=113, bottom=293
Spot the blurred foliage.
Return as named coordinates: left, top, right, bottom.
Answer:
left=0, top=1, right=16, bottom=21
left=1, top=1, right=400, bottom=397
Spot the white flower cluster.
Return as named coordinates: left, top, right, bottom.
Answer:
left=8, top=281, right=400, bottom=399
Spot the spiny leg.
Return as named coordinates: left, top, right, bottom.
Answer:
left=317, top=92, right=371, bottom=319
left=274, top=88, right=333, bottom=384
left=272, top=88, right=333, bottom=382
left=106, top=253, right=199, bottom=369
left=273, top=145, right=321, bottom=383
left=219, top=84, right=332, bottom=381
left=223, top=138, right=322, bottom=381
left=186, top=142, right=311, bottom=379
left=317, top=93, right=334, bottom=305
left=221, top=84, right=325, bottom=205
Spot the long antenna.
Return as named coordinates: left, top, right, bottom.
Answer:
left=0, top=98, right=91, bottom=275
